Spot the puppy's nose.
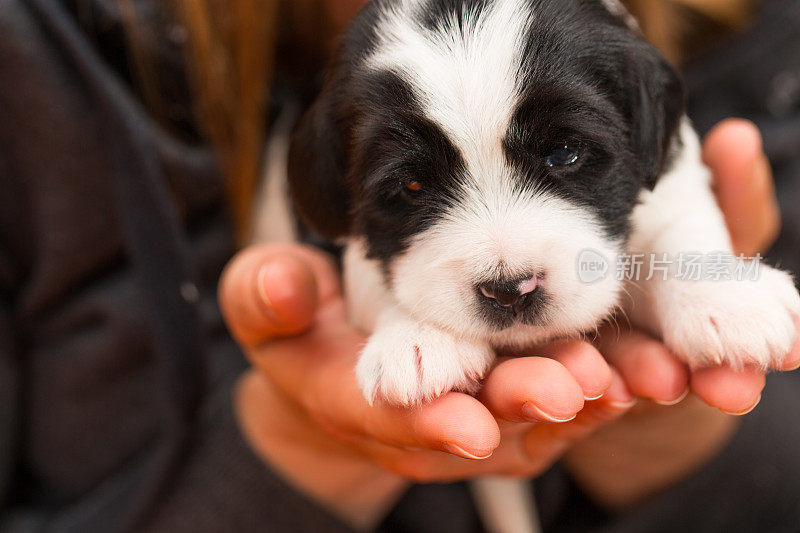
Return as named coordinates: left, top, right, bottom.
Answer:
left=478, top=276, right=538, bottom=311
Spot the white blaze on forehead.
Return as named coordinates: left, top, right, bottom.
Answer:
left=366, top=0, right=533, bottom=165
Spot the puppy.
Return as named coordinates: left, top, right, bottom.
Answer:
left=288, top=0, right=800, bottom=406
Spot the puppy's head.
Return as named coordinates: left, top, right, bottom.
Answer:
left=289, top=0, right=684, bottom=345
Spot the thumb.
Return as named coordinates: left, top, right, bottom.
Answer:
left=219, top=244, right=338, bottom=347
left=703, top=119, right=781, bottom=256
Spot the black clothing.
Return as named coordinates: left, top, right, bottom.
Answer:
left=0, top=0, right=348, bottom=531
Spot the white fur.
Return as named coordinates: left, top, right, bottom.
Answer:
left=365, top=0, right=622, bottom=345
left=351, top=0, right=621, bottom=405
left=346, top=172, right=622, bottom=406
left=348, top=206, right=619, bottom=406
left=343, top=240, right=393, bottom=333
left=349, top=118, right=800, bottom=405
left=626, top=120, right=800, bottom=369
left=347, top=241, right=495, bottom=406
left=356, top=305, right=495, bottom=405
left=367, top=0, right=533, bottom=171
left=344, top=3, right=800, bottom=405
left=390, top=189, right=622, bottom=345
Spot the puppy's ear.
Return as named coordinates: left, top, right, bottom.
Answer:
left=288, top=83, right=353, bottom=239
left=625, top=42, right=686, bottom=188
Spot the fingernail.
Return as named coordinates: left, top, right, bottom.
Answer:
left=522, top=402, right=577, bottom=423
left=655, top=387, right=689, bottom=406
left=443, top=443, right=493, bottom=460
left=256, top=262, right=282, bottom=320
left=784, top=360, right=800, bottom=372
left=585, top=393, right=605, bottom=401
left=609, top=398, right=638, bottom=411
left=722, top=395, right=761, bottom=416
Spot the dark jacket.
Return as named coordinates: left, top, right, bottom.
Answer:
left=1, top=0, right=799, bottom=532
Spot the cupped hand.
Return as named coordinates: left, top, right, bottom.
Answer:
left=564, top=119, right=800, bottom=509
left=221, top=119, right=796, bottom=524
left=598, top=119, right=798, bottom=415
left=221, top=244, right=636, bottom=527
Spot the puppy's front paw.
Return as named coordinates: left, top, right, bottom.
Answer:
left=356, top=322, right=494, bottom=407
left=657, top=265, right=800, bottom=370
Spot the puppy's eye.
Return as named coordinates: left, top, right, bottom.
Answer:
left=399, top=180, right=424, bottom=201
left=546, top=143, right=581, bottom=167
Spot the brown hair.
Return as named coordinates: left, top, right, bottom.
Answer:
left=174, top=0, right=278, bottom=242
left=120, top=0, right=338, bottom=243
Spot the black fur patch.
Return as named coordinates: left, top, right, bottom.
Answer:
left=350, top=72, right=468, bottom=264
left=289, top=0, right=685, bottom=264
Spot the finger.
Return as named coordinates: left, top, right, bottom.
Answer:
left=582, top=366, right=638, bottom=421
left=350, top=391, right=501, bottom=459
left=691, top=365, right=765, bottom=415
left=432, top=369, right=635, bottom=480
left=219, top=244, right=339, bottom=346
left=521, top=368, right=634, bottom=452
left=401, top=393, right=501, bottom=459
left=597, top=327, right=690, bottom=405
left=537, top=340, right=614, bottom=401
left=252, top=321, right=500, bottom=459
left=518, top=368, right=634, bottom=459
left=492, top=369, right=636, bottom=478
left=703, top=119, right=781, bottom=256
left=369, top=368, right=637, bottom=483
left=331, top=387, right=502, bottom=460
left=479, top=356, right=585, bottom=423
left=779, top=320, right=800, bottom=371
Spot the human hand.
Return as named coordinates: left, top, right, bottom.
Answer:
left=564, top=119, right=800, bottom=509
left=221, top=244, right=637, bottom=528
left=221, top=120, right=796, bottom=525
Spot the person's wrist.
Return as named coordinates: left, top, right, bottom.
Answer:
left=234, top=371, right=409, bottom=530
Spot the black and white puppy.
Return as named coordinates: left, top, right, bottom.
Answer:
left=288, top=0, right=800, bottom=406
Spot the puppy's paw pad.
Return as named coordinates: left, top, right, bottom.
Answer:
left=660, top=266, right=800, bottom=370
left=356, top=323, right=493, bottom=407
